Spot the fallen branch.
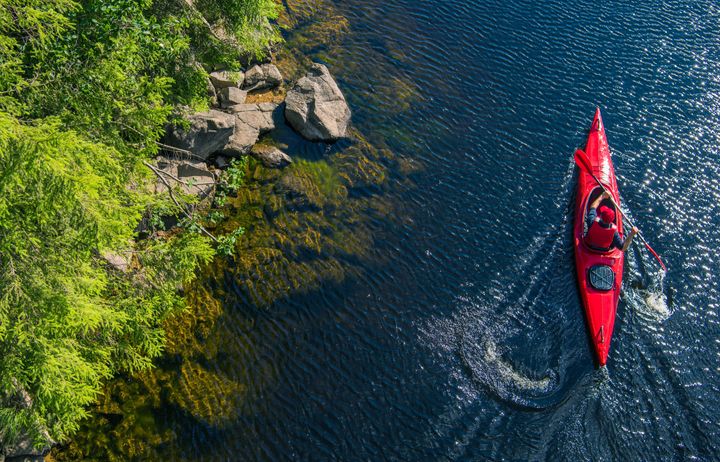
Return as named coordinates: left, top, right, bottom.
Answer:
left=112, top=120, right=207, bottom=161
left=155, top=141, right=207, bottom=161
left=153, top=166, right=216, bottom=187
left=143, top=161, right=218, bottom=242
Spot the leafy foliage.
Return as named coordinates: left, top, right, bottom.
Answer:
left=0, top=0, right=278, bottom=449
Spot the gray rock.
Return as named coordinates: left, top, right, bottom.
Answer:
left=164, top=110, right=235, bottom=161
left=243, top=64, right=283, bottom=90
left=285, top=63, right=351, bottom=141
left=219, top=121, right=259, bottom=157
left=219, top=87, right=247, bottom=107
left=251, top=145, right=293, bottom=169
left=228, top=103, right=279, bottom=133
left=206, top=77, right=218, bottom=106
left=214, top=155, right=229, bottom=169
left=220, top=103, right=281, bottom=156
left=154, top=157, right=216, bottom=199
left=209, top=70, right=244, bottom=90
left=4, top=440, right=50, bottom=462
left=1, top=382, right=54, bottom=461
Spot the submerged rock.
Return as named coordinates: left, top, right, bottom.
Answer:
left=164, top=110, right=235, bottom=161
left=243, top=64, right=283, bottom=90
left=209, top=70, right=244, bottom=90
left=251, top=145, right=293, bottom=169
left=285, top=63, right=350, bottom=141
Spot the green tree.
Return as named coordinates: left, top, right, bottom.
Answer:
left=0, top=0, right=278, bottom=449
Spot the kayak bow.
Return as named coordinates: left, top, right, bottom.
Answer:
left=573, top=108, right=624, bottom=367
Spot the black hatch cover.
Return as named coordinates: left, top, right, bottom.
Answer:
left=589, top=265, right=615, bottom=291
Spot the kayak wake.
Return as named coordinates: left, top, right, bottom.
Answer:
left=458, top=328, right=560, bottom=410
left=445, top=159, right=581, bottom=411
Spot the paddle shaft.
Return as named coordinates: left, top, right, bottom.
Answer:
left=575, top=149, right=667, bottom=271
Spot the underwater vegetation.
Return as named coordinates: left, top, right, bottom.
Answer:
left=52, top=0, right=428, bottom=458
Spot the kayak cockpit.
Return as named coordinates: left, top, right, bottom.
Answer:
left=580, top=186, right=620, bottom=254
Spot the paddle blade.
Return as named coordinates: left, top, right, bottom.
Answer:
left=644, top=242, right=667, bottom=272
left=574, top=148, right=593, bottom=174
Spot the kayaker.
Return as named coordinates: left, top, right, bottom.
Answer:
left=585, top=191, right=638, bottom=252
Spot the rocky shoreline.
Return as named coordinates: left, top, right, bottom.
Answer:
left=2, top=49, right=355, bottom=462
left=155, top=62, right=351, bottom=207
left=42, top=0, right=423, bottom=457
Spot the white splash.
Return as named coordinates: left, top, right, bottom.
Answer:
left=483, top=340, right=552, bottom=391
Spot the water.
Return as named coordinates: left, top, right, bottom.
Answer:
left=62, top=0, right=720, bottom=460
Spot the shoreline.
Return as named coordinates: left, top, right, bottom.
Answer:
left=45, top=0, right=416, bottom=459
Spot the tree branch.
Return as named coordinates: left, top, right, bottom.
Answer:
left=143, top=161, right=218, bottom=242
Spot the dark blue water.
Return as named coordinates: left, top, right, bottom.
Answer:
left=210, top=0, right=720, bottom=459
left=73, top=0, right=720, bottom=460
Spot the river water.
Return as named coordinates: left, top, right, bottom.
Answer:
left=61, top=0, right=720, bottom=460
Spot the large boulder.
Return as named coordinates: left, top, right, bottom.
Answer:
left=251, top=145, right=293, bottom=169
left=209, top=70, right=244, bottom=90
left=164, top=110, right=235, bottom=161
left=243, top=64, right=282, bottom=90
left=285, top=63, right=351, bottom=141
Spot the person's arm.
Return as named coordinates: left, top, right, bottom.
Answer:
left=621, top=226, right=638, bottom=252
left=590, top=191, right=611, bottom=210
left=585, top=191, right=609, bottom=230
left=586, top=208, right=597, bottom=231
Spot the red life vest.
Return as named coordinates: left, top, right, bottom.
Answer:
left=585, top=219, right=616, bottom=250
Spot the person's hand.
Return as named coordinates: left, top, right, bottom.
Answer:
left=631, top=226, right=638, bottom=234
left=602, top=191, right=611, bottom=199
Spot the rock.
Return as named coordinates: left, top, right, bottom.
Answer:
left=206, top=78, right=218, bottom=106
left=154, top=157, right=216, bottom=199
left=219, top=121, right=259, bottom=157
left=1, top=381, right=54, bottom=461
left=164, top=110, right=235, bottom=161
left=209, top=70, right=244, bottom=90
left=214, top=155, right=229, bottom=169
left=285, top=63, right=351, bottom=141
left=243, top=64, right=283, bottom=90
left=228, top=103, right=280, bottom=133
left=276, top=170, right=324, bottom=210
left=219, top=103, right=281, bottom=157
left=4, top=439, right=50, bottom=462
left=219, top=87, right=247, bottom=107
left=251, top=145, right=293, bottom=169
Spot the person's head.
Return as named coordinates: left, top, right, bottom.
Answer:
left=598, top=205, right=615, bottom=224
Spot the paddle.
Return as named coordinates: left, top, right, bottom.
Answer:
left=574, top=149, right=667, bottom=272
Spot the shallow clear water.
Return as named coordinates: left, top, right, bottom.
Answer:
left=64, top=0, right=720, bottom=460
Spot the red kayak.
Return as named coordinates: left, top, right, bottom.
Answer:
left=574, top=108, right=624, bottom=367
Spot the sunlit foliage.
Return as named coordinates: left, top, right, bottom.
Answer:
left=0, top=0, right=277, bottom=449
